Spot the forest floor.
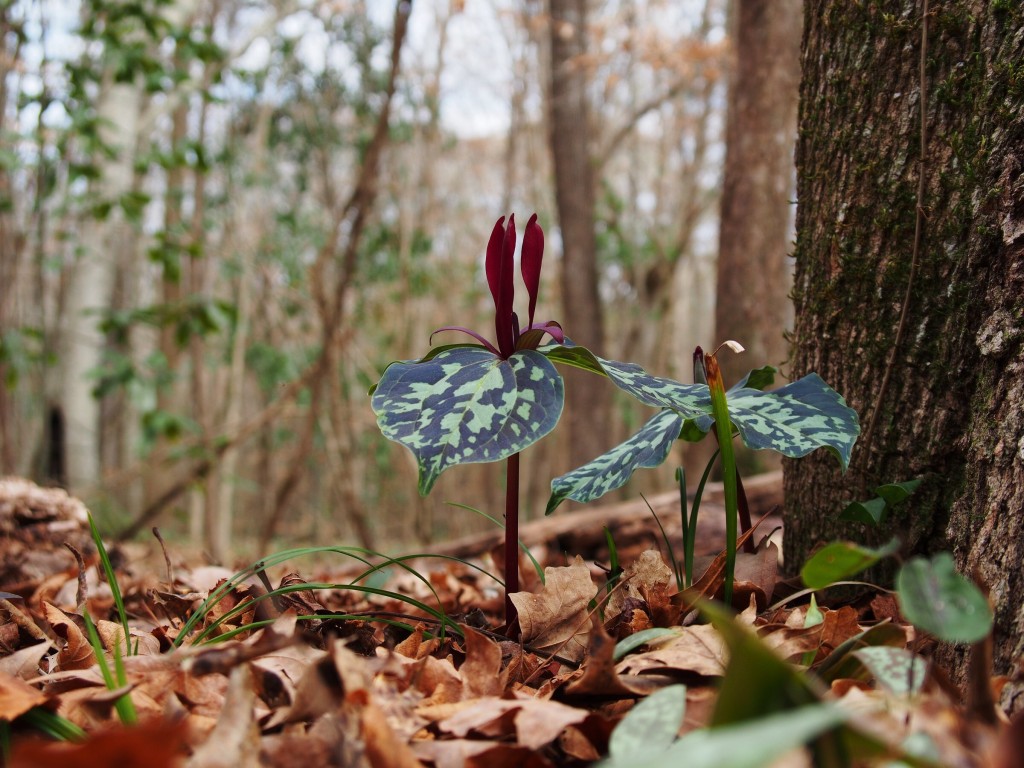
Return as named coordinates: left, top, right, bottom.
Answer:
left=0, top=475, right=1019, bottom=767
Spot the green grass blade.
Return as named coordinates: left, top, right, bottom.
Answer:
left=687, top=450, right=719, bottom=589
left=87, top=512, right=132, bottom=652
left=644, top=494, right=681, bottom=592
left=82, top=611, right=137, bottom=725
left=174, top=545, right=452, bottom=646
left=21, top=708, right=87, bottom=742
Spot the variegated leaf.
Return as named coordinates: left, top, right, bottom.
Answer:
left=371, top=347, right=563, bottom=494
left=684, top=374, right=860, bottom=468
left=544, top=344, right=709, bottom=415
left=546, top=367, right=859, bottom=513
left=546, top=409, right=684, bottom=513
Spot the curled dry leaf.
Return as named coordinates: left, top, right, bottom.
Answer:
left=564, top=614, right=659, bottom=698
left=42, top=602, right=94, bottom=671
left=605, top=549, right=675, bottom=628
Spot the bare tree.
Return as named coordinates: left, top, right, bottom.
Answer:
left=714, top=0, right=801, bottom=387
left=546, top=0, right=610, bottom=471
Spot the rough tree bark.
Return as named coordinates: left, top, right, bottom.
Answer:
left=785, top=2, right=1024, bottom=711
left=714, top=0, right=801, bottom=386
left=547, top=0, right=611, bottom=471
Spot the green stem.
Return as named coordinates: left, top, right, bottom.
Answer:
left=706, top=360, right=739, bottom=606
left=504, top=452, right=520, bottom=635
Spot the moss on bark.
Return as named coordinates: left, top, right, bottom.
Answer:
left=786, top=1, right=1024, bottom=705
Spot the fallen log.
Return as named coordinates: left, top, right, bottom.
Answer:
left=427, top=470, right=783, bottom=565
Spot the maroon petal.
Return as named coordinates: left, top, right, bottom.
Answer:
left=495, top=214, right=516, bottom=358
left=521, top=213, right=544, bottom=328
left=485, top=216, right=506, bottom=310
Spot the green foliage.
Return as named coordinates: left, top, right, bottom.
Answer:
left=372, top=347, right=564, bottom=495
left=82, top=611, right=137, bottom=725
left=600, top=602, right=941, bottom=767
left=13, top=708, right=87, bottom=743
left=896, top=553, right=993, bottom=643
left=545, top=356, right=859, bottom=513
left=88, top=512, right=133, bottom=650
left=0, top=327, right=49, bottom=388
left=852, top=647, right=927, bottom=697
left=599, top=685, right=687, bottom=767
left=801, top=539, right=901, bottom=591
left=840, top=478, right=922, bottom=526
left=171, top=546, right=494, bottom=647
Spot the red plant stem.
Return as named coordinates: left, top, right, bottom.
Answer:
left=504, top=452, right=521, bottom=634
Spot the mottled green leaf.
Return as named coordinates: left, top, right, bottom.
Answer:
left=896, top=553, right=992, bottom=643
left=852, top=647, right=927, bottom=696
left=543, top=344, right=710, bottom=415
left=604, top=685, right=687, bottom=766
left=547, top=369, right=859, bottom=512
left=371, top=347, right=563, bottom=494
left=691, top=375, right=860, bottom=469
left=800, top=538, right=900, bottom=590
left=546, top=409, right=683, bottom=513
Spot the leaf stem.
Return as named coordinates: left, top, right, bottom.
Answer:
left=504, top=452, right=521, bottom=634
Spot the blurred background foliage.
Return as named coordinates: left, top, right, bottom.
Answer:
left=0, top=0, right=798, bottom=561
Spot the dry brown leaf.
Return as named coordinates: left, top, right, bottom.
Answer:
left=0, top=642, right=49, bottom=680
left=676, top=517, right=773, bottom=613
left=818, top=605, right=864, bottom=655
left=0, top=669, right=48, bottom=719
left=187, top=665, right=261, bottom=768
left=42, top=603, right=94, bottom=671
left=97, top=619, right=161, bottom=657
left=413, top=739, right=554, bottom=768
left=459, top=625, right=507, bottom=698
left=8, top=719, right=188, bottom=768
left=509, top=556, right=594, bottom=664
left=356, top=692, right=426, bottom=768
left=758, top=622, right=824, bottom=662
left=605, top=550, right=674, bottom=622
left=564, top=614, right=657, bottom=697
left=437, top=695, right=593, bottom=751
left=615, top=622, right=727, bottom=678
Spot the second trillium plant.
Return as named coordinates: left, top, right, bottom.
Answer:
left=371, top=212, right=861, bottom=631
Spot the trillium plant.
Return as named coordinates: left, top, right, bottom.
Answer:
left=371, top=212, right=860, bottom=631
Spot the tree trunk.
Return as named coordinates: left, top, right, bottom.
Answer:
left=785, top=1, right=1024, bottom=711
left=546, top=0, right=611, bottom=471
left=714, top=0, right=801, bottom=386
left=58, top=81, right=138, bottom=492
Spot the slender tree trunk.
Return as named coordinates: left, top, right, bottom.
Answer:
left=59, top=81, right=139, bottom=492
left=786, top=1, right=1024, bottom=710
left=714, top=0, right=801, bottom=386
left=547, top=0, right=610, bottom=471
